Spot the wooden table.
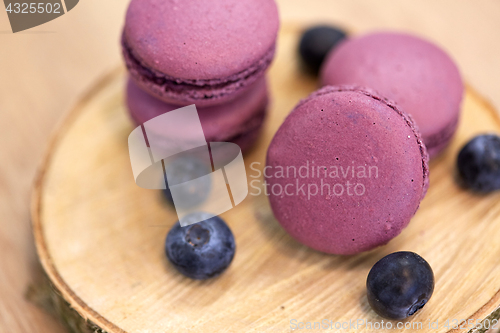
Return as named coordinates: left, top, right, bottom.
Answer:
left=1, top=1, right=500, bottom=332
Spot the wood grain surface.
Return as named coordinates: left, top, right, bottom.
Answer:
left=32, top=23, right=500, bottom=332
left=2, top=1, right=500, bottom=332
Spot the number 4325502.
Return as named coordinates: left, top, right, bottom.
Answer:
left=6, top=3, right=62, bottom=14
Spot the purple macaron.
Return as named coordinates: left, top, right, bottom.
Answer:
left=321, top=32, right=464, bottom=157
left=126, top=77, right=269, bottom=154
left=122, top=0, right=279, bottom=107
left=266, top=85, right=429, bottom=255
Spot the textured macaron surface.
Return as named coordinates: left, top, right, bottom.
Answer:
left=321, top=32, right=463, bottom=156
left=266, top=86, right=429, bottom=255
left=123, top=0, right=279, bottom=81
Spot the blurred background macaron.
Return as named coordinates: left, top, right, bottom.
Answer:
left=122, top=0, right=279, bottom=107
left=126, top=77, right=269, bottom=154
left=321, top=32, right=464, bottom=157
left=266, top=85, right=429, bottom=255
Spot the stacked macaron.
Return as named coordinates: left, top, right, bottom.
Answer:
left=122, top=0, right=280, bottom=152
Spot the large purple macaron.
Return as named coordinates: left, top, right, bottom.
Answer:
left=266, top=86, right=429, bottom=255
left=126, top=77, right=269, bottom=153
left=122, top=0, right=279, bottom=107
left=321, top=32, right=464, bottom=157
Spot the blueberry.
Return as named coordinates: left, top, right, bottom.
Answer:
left=457, top=134, right=500, bottom=192
left=162, top=155, right=212, bottom=208
left=366, top=251, right=434, bottom=320
left=165, top=212, right=235, bottom=280
left=299, top=25, right=347, bottom=75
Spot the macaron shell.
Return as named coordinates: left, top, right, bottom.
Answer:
left=266, top=85, right=429, bottom=255
left=123, top=35, right=275, bottom=107
left=321, top=32, right=463, bottom=157
left=126, top=77, right=269, bottom=152
left=124, top=0, right=279, bottom=81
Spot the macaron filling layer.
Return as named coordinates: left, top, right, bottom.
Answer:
left=129, top=105, right=266, bottom=149
left=125, top=77, right=269, bottom=154
left=222, top=111, right=267, bottom=153
left=122, top=34, right=276, bottom=105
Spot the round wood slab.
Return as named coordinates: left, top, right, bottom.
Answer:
left=32, top=25, right=500, bottom=333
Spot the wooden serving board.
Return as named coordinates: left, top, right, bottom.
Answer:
left=32, top=25, right=500, bottom=333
